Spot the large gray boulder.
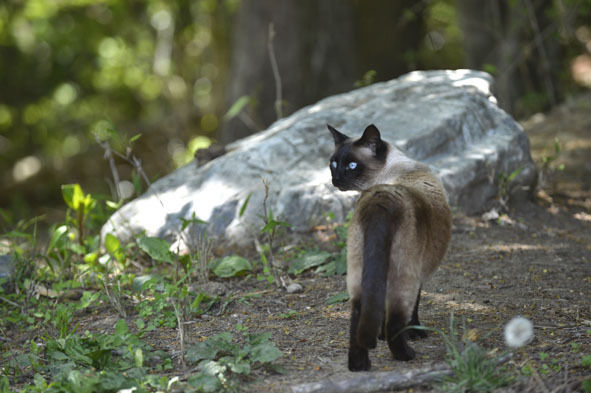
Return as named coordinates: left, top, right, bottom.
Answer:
left=101, top=70, right=536, bottom=247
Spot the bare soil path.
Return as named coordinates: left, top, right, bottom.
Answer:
left=69, top=95, right=591, bottom=392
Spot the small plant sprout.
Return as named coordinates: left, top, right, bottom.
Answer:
left=504, top=316, right=534, bottom=348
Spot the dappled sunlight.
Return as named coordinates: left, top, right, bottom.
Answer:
left=485, top=243, right=548, bottom=252
left=176, top=178, right=239, bottom=221
left=423, top=291, right=495, bottom=313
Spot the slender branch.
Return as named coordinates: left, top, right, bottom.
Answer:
left=267, top=23, right=283, bottom=120
left=0, top=295, right=19, bottom=308
left=290, top=365, right=453, bottom=393
left=524, top=0, right=557, bottom=107
left=94, top=134, right=121, bottom=201
left=291, top=354, right=513, bottom=393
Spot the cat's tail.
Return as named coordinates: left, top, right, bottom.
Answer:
left=356, top=190, right=401, bottom=349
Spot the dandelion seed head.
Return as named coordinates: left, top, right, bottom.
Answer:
left=504, top=316, right=534, bottom=348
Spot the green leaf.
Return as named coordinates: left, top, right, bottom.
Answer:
left=288, top=251, right=331, bottom=275
left=326, top=291, right=349, bottom=305
left=507, top=167, right=523, bottom=182
left=211, top=255, right=252, bottom=278
left=47, top=225, right=68, bottom=252
left=227, top=358, right=251, bottom=375
left=129, top=133, right=142, bottom=143
left=223, top=95, right=250, bottom=121
left=77, top=291, right=100, bottom=310
left=134, top=348, right=143, bottom=368
left=132, top=274, right=157, bottom=292
left=186, top=342, right=220, bottom=363
left=0, top=376, right=10, bottom=393
left=239, top=193, right=252, bottom=218
left=582, top=354, right=591, bottom=368
left=248, top=342, right=282, bottom=364
left=137, top=236, right=175, bottom=264
left=61, top=183, right=83, bottom=210
left=114, top=319, right=129, bottom=337
left=104, top=233, right=120, bottom=254
left=189, top=361, right=224, bottom=392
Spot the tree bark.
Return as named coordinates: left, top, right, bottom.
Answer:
left=220, top=0, right=355, bottom=144
left=457, top=0, right=559, bottom=116
left=220, top=1, right=426, bottom=144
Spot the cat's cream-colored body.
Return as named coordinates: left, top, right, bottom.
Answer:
left=328, top=124, right=451, bottom=371
left=346, top=163, right=451, bottom=326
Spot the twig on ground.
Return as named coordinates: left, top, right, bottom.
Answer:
left=290, top=353, right=513, bottom=393
left=0, top=295, right=19, bottom=308
left=290, top=364, right=453, bottom=393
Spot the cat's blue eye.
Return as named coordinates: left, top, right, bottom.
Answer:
left=348, top=162, right=357, bottom=170
left=331, top=161, right=337, bottom=169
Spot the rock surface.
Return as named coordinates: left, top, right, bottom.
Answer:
left=0, top=254, right=15, bottom=288
left=101, top=70, right=536, bottom=247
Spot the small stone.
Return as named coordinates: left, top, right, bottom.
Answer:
left=198, top=281, right=227, bottom=297
left=286, top=283, right=303, bottom=294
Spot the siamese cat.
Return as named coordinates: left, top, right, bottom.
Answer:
left=327, top=124, right=451, bottom=372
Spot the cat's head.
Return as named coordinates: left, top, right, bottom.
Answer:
left=327, top=124, right=389, bottom=191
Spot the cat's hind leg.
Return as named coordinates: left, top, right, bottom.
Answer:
left=408, top=287, right=428, bottom=340
left=348, top=297, right=371, bottom=371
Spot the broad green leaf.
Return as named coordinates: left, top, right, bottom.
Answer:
left=77, top=291, right=100, bottom=310
left=137, top=236, right=175, bottom=264
left=211, top=255, right=252, bottom=278
left=104, top=233, right=125, bottom=262
left=227, top=359, right=251, bottom=375
left=288, top=251, right=331, bottom=275
left=208, top=332, right=234, bottom=351
left=114, top=319, right=129, bottom=337
left=248, top=342, right=282, bottom=364
left=132, top=274, right=157, bottom=292
left=61, top=183, right=95, bottom=215
left=326, top=291, right=350, bottom=305
left=61, top=184, right=83, bottom=210
left=188, top=361, right=223, bottom=392
left=186, top=342, right=219, bottom=363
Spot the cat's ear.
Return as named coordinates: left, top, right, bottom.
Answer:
left=356, top=124, right=386, bottom=156
left=327, top=124, right=349, bottom=145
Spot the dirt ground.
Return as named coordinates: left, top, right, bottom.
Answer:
left=79, top=95, right=591, bottom=392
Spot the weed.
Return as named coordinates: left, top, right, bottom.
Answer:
left=497, top=167, right=524, bottom=210
left=259, top=179, right=289, bottom=287
left=186, top=331, right=283, bottom=392
left=538, top=137, right=564, bottom=190
left=407, top=313, right=515, bottom=393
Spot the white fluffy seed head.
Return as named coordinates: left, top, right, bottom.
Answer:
left=504, top=316, right=534, bottom=348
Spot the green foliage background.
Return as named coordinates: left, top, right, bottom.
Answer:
left=0, top=0, right=589, bottom=222
left=0, top=0, right=237, bottom=219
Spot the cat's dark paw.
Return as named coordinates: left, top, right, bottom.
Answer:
left=348, top=348, right=371, bottom=371
left=408, top=327, right=428, bottom=340
left=392, top=345, right=415, bottom=361
left=388, top=337, right=416, bottom=361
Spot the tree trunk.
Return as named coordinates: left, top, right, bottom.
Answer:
left=220, top=0, right=355, bottom=144
left=457, top=0, right=559, bottom=116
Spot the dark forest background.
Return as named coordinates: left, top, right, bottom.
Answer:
left=1, top=0, right=590, bottom=223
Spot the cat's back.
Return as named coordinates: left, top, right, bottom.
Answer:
left=356, top=166, right=451, bottom=274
